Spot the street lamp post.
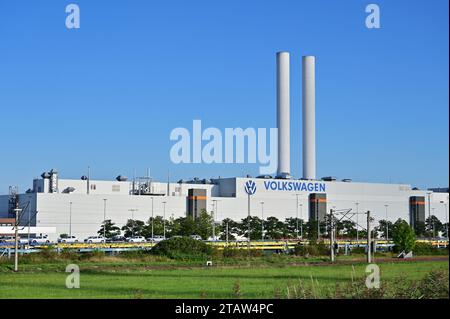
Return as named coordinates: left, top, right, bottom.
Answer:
left=69, top=201, right=73, bottom=237
left=441, top=200, right=449, bottom=240
left=27, top=195, right=32, bottom=244
left=260, top=201, right=264, bottom=241
left=151, top=197, right=154, bottom=239
left=355, top=202, right=359, bottom=243
left=162, top=201, right=167, bottom=238
left=431, top=207, right=436, bottom=238
left=128, top=208, right=138, bottom=236
left=384, top=204, right=389, bottom=240
left=299, top=204, right=303, bottom=239
left=103, top=199, right=107, bottom=239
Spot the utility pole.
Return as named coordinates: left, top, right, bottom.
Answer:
left=211, top=202, right=216, bottom=241
left=299, top=204, right=303, bottom=239
left=330, top=209, right=335, bottom=262
left=13, top=206, right=22, bottom=272
left=367, top=211, right=371, bottom=263
left=226, top=220, right=229, bottom=243
left=260, top=201, right=264, bottom=241
left=162, top=201, right=167, bottom=238
left=384, top=204, right=389, bottom=240
left=103, top=199, right=107, bottom=239
left=247, top=193, right=251, bottom=252
left=355, top=202, right=359, bottom=243
left=128, top=208, right=138, bottom=237
left=69, top=201, right=73, bottom=237
left=151, top=197, right=154, bottom=239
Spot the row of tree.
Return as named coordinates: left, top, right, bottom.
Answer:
left=97, top=209, right=449, bottom=240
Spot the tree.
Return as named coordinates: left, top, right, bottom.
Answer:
left=376, top=219, right=393, bottom=239
left=392, top=219, right=416, bottom=253
left=425, top=215, right=443, bottom=238
left=98, top=219, right=120, bottom=238
left=218, top=218, right=239, bottom=240
left=341, top=220, right=357, bottom=238
left=145, top=216, right=166, bottom=237
left=414, top=221, right=427, bottom=238
left=238, top=216, right=263, bottom=240
left=284, top=217, right=304, bottom=238
left=195, top=210, right=214, bottom=240
left=264, top=216, right=285, bottom=239
left=121, top=219, right=146, bottom=237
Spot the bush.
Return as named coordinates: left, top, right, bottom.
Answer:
left=413, top=242, right=448, bottom=256
left=222, top=247, right=263, bottom=258
left=418, top=270, right=449, bottom=298
left=151, top=236, right=213, bottom=259
left=392, top=220, right=416, bottom=253
left=294, top=241, right=329, bottom=257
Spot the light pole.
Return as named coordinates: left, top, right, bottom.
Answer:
left=384, top=204, right=389, bottom=240
left=162, top=201, right=167, bottom=238
left=355, top=202, right=360, bottom=243
left=427, top=192, right=432, bottom=236
left=103, top=199, right=107, bottom=239
left=441, top=200, right=448, bottom=240
left=151, top=197, right=154, bottom=239
left=299, top=204, right=303, bottom=239
left=431, top=207, right=436, bottom=238
left=69, top=201, right=73, bottom=237
left=293, top=194, right=303, bottom=239
left=211, top=201, right=215, bottom=241
left=128, top=208, right=138, bottom=236
left=13, top=206, right=22, bottom=272
left=27, top=195, right=32, bottom=244
left=260, top=201, right=264, bottom=241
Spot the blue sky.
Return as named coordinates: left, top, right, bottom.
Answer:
left=0, top=0, right=448, bottom=193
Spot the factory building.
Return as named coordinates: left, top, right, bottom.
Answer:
left=0, top=52, right=448, bottom=241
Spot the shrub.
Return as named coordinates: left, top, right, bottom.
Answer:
left=151, top=236, right=213, bottom=259
left=392, top=220, right=416, bottom=253
left=222, top=247, right=263, bottom=258
left=418, top=270, right=449, bottom=299
left=413, top=242, right=448, bottom=256
left=294, top=241, right=329, bottom=257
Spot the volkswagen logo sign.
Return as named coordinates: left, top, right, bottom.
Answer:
left=244, top=180, right=257, bottom=195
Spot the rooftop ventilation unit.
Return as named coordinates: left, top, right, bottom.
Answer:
left=116, top=175, right=128, bottom=182
left=321, top=176, right=337, bottom=181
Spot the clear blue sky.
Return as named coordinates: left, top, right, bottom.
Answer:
left=0, top=0, right=448, bottom=194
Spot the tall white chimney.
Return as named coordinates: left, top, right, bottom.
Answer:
left=302, top=56, right=316, bottom=180
left=276, top=52, right=290, bottom=179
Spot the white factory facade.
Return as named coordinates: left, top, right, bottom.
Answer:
left=0, top=173, right=448, bottom=241
left=0, top=51, right=448, bottom=241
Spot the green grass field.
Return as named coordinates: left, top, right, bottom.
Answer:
left=0, top=256, right=448, bottom=298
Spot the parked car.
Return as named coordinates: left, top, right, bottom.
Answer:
left=127, top=236, right=146, bottom=243
left=57, top=236, right=79, bottom=244
left=0, top=236, right=15, bottom=244
left=190, top=235, right=202, bottom=241
left=84, top=236, right=106, bottom=244
left=19, top=237, right=30, bottom=245
left=146, top=235, right=165, bottom=243
left=106, top=235, right=126, bottom=243
left=30, top=235, right=51, bottom=245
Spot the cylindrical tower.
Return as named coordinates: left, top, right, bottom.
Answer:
left=302, top=56, right=316, bottom=180
left=276, top=51, right=291, bottom=179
